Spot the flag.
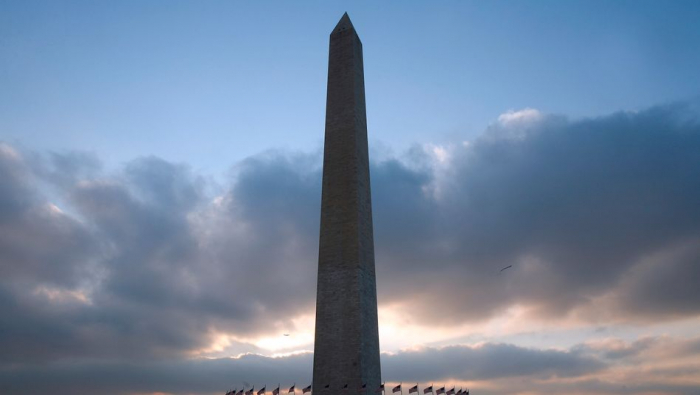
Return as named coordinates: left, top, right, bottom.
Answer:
left=423, top=386, right=433, bottom=394
left=238, top=390, right=244, bottom=395
left=392, top=385, right=401, bottom=394
left=408, top=386, right=418, bottom=394
left=303, top=385, right=312, bottom=394
left=465, top=390, right=469, bottom=395
left=289, top=385, right=295, bottom=393
left=360, top=384, right=367, bottom=393
left=446, top=388, right=455, bottom=395
left=246, top=387, right=255, bottom=395
left=376, top=384, right=385, bottom=393
left=273, top=387, right=280, bottom=395
left=456, top=390, right=462, bottom=395
left=259, top=387, right=266, bottom=395
left=436, top=388, right=445, bottom=395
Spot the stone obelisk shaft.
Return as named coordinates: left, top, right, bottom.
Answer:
left=312, top=13, right=381, bottom=394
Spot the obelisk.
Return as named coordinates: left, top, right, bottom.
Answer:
left=312, top=13, right=381, bottom=394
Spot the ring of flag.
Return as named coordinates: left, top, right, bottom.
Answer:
left=226, top=384, right=472, bottom=395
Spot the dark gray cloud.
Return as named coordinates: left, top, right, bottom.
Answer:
left=0, top=144, right=98, bottom=288
left=0, top=146, right=323, bottom=363
left=383, top=343, right=604, bottom=382
left=0, top=342, right=604, bottom=395
left=0, top=353, right=313, bottom=395
left=1, top=101, right=700, bottom=393
left=613, top=241, right=700, bottom=320
left=372, top=101, right=700, bottom=323
left=0, top=354, right=312, bottom=395
left=3, top=337, right=699, bottom=395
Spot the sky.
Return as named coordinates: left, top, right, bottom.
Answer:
left=1, top=1, right=700, bottom=394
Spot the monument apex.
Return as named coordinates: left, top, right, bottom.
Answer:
left=312, top=13, right=381, bottom=394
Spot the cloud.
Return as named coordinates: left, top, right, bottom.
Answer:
left=3, top=337, right=699, bottom=395
left=383, top=343, right=604, bottom=382
left=0, top=148, right=323, bottom=363
left=0, top=342, right=604, bottom=395
left=373, top=100, right=700, bottom=324
left=611, top=241, right=700, bottom=320
left=0, top=353, right=313, bottom=395
left=496, top=108, right=543, bottom=127
left=1, top=101, right=700, bottom=393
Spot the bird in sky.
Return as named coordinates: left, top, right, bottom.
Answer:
left=500, top=265, right=513, bottom=273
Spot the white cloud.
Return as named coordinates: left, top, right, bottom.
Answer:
left=497, top=108, right=543, bottom=127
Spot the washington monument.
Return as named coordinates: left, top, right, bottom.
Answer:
left=312, top=13, right=382, bottom=393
